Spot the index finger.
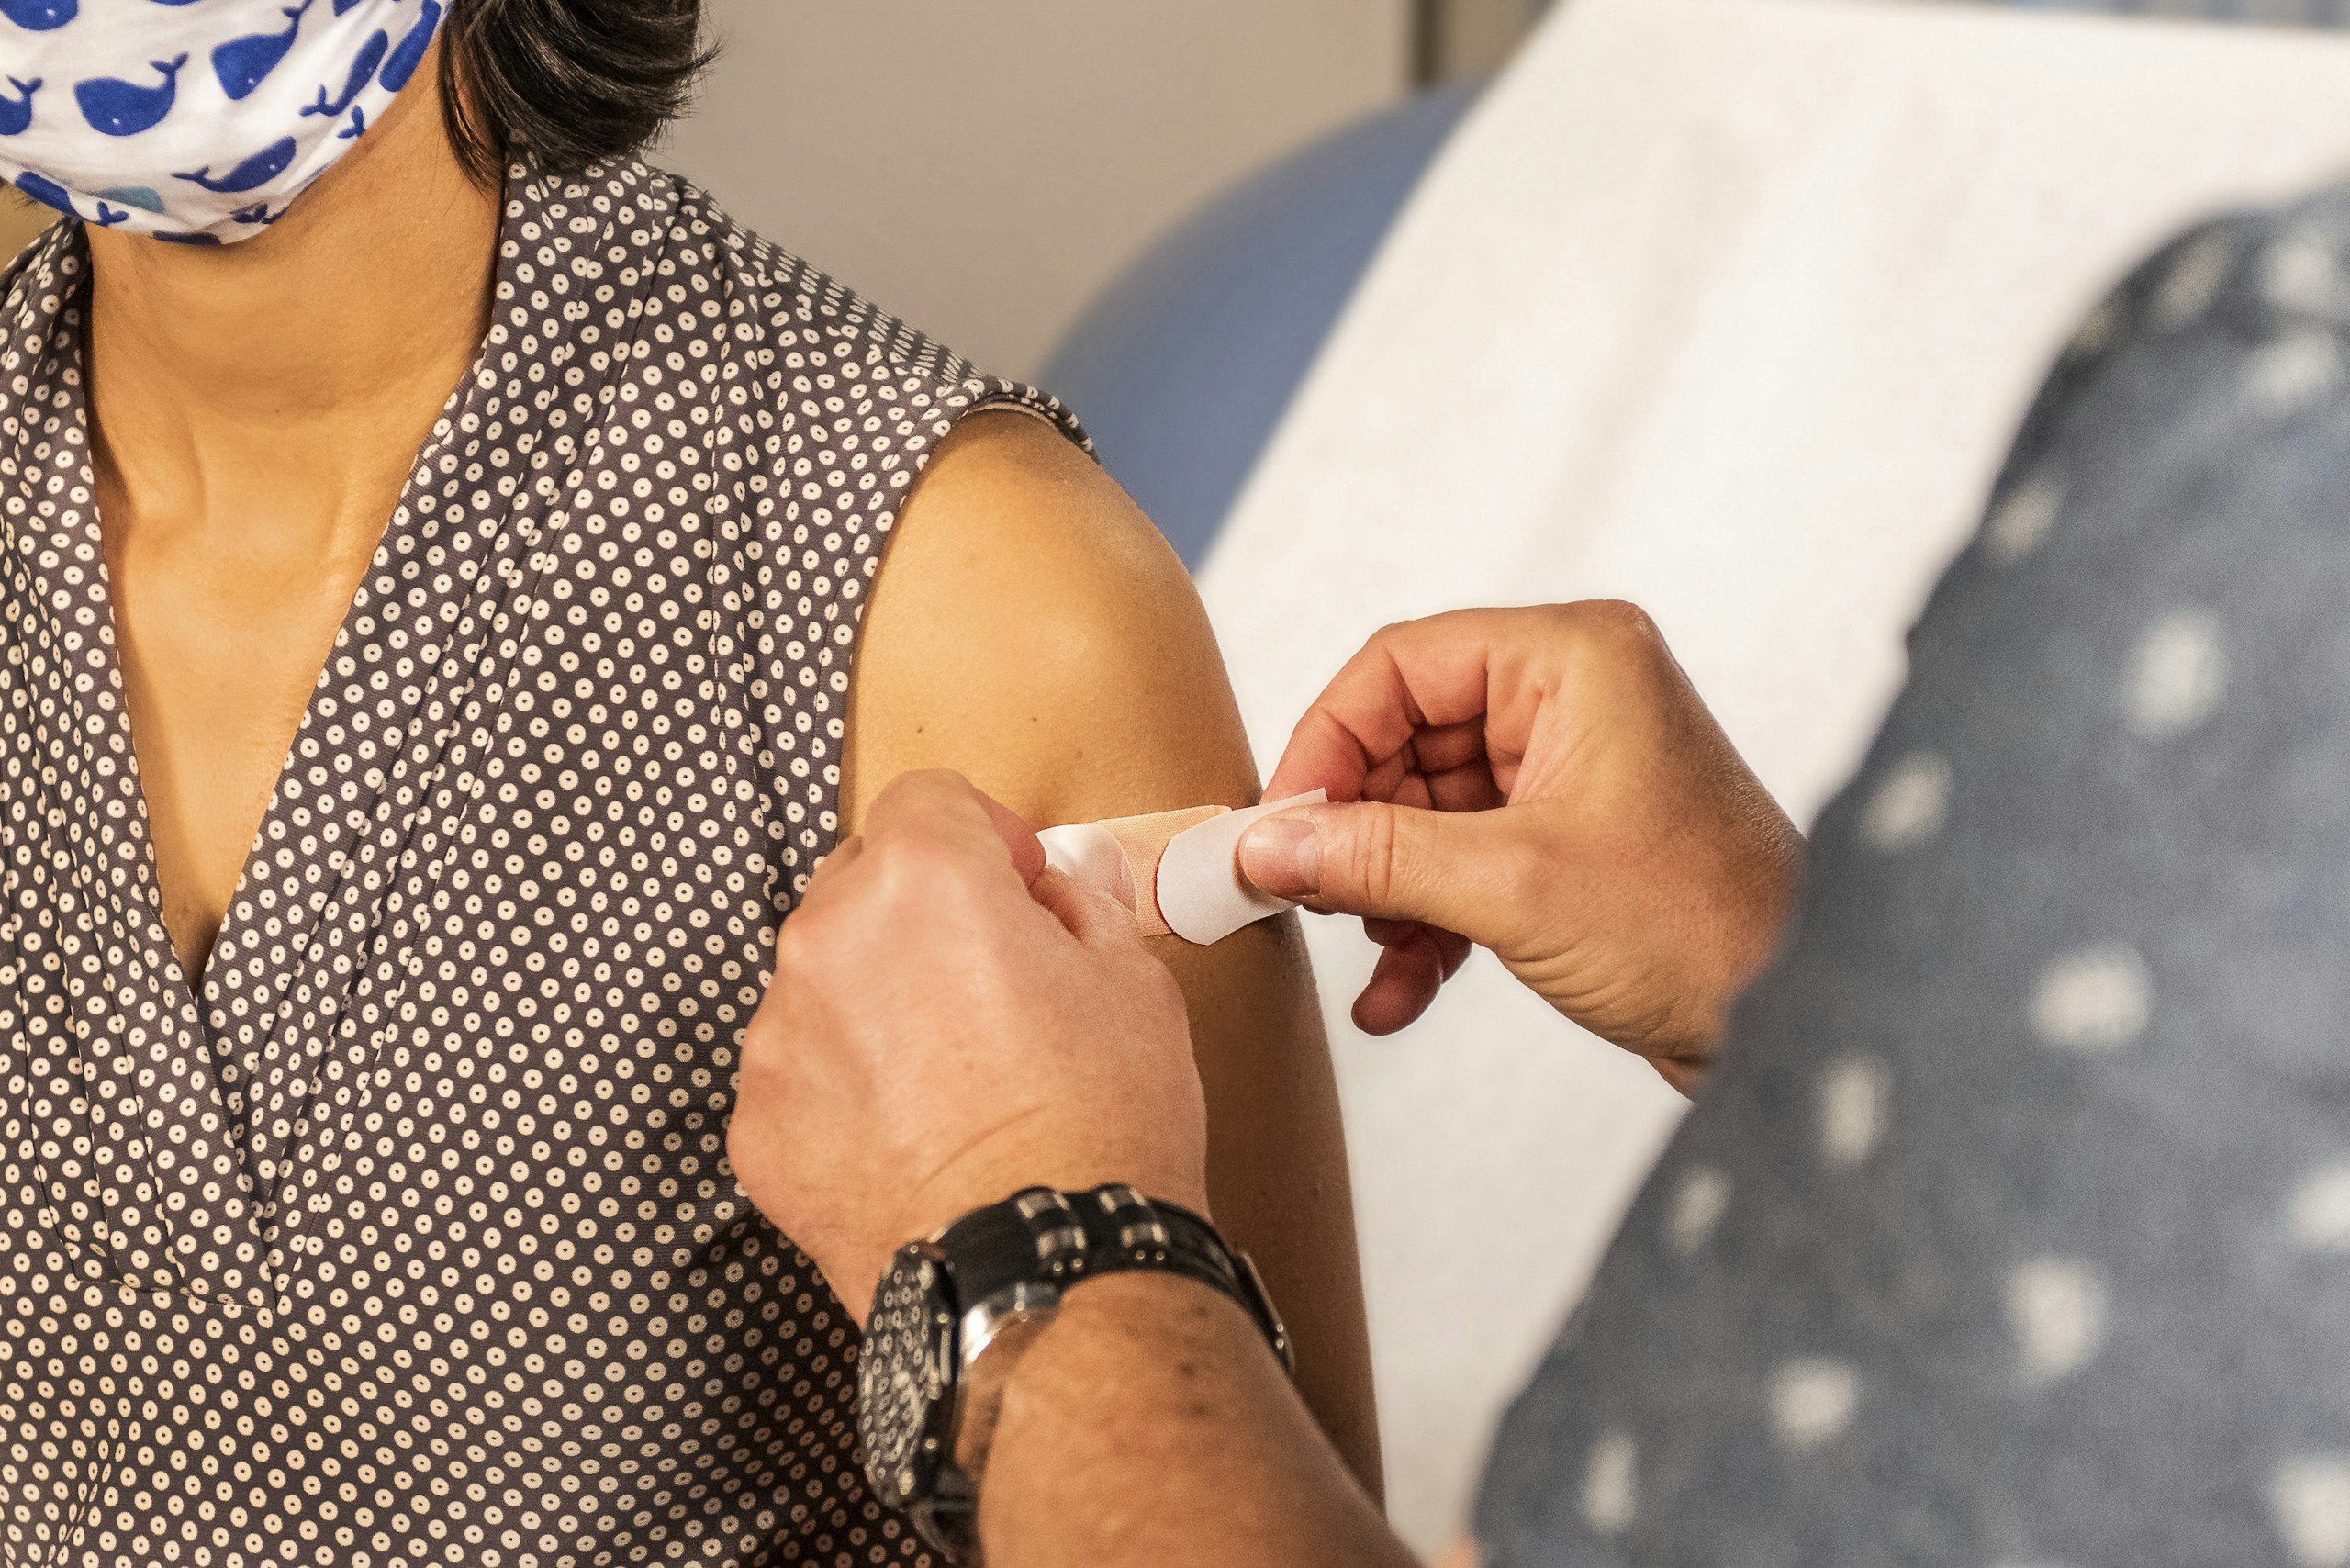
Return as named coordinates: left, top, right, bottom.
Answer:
left=861, top=768, right=1049, bottom=886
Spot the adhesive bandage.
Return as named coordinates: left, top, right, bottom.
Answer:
left=1035, top=791, right=1326, bottom=945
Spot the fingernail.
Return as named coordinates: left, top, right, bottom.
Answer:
left=1239, top=814, right=1320, bottom=900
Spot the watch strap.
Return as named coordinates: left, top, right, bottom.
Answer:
left=889, top=1185, right=1292, bottom=1564
left=934, top=1184, right=1291, bottom=1372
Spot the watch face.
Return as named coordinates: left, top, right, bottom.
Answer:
left=857, top=1242, right=958, bottom=1511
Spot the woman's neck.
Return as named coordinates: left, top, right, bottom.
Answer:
left=81, top=65, right=501, bottom=552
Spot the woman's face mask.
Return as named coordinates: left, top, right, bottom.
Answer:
left=0, top=0, right=443, bottom=245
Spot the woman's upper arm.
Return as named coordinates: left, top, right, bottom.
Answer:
left=842, top=409, right=1383, bottom=1494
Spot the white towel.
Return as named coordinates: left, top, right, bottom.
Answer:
left=1199, top=0, right=2350, bottom=1547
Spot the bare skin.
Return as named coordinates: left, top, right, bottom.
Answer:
left=1246, top=602, right=1804, bottom=1092
left=741, top=605, right=1806, bottom=1565
left=85, top=48, right=498, bottom=981
left=837, top=409, right=1383, bottom=1493
left=73, top=28, right=1382, bottom=1499
left=730, top=772, right=1410, bottom=1568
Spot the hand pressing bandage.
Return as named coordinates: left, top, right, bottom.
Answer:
left=1036, top=792, right=1328, bottom=944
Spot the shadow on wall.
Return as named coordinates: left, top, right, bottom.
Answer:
left=1043, top=84, right=1482, bottom=570
left=661, top=0, right=1416, bottom=384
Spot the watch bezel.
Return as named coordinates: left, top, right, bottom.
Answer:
left=858, top=1184, right=1292, bottom=1564
left=960, top=1277, right=1064, bottom=1369
left=856, top=1238, right=964, bottom=1515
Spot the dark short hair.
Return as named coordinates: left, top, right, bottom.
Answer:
left=440, top=0, right=711, bottom=185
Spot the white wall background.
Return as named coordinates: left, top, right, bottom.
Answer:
left=661, top=0, right=1416, bottom=381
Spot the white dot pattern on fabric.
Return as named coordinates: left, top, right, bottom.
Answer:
left=1663, top=1165, right=1730, bottom=1257
left=2273, top=1457, right=2350, bottom=1568
left=1857, top=751, right=1951, bottom=852
left=1474, top=195, right=2350, bottom=1566
left=2125, top=609, right=2228, bottom=740
left=2005, top=1258, right=2108, bottom=1386
left=0, top=157, right=1080, bottom=1566
left=2065, top=295, right=2124, bottom=360
left=2265, top=230, right=2348, bottom=319
left=2153, top=234, right=2234, bottom=329
left=1983, top=479, right=2064, bottom=567
left=1582, top=1431, right=1638, bottom=1535
left=2031, top=945, right=2153, bottom=1053
left=2287, top=1163, right=2350, bottom=1250
left=1769, top=1357, right=1860, bottom=1450
left=2247, top=331, right=2345, bottom=414
left=1817, top=1057, right=1889, bottom=1170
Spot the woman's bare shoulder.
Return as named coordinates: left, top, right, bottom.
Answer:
left=843, top=407, right=1260, bottom=832
left=839, top=409, right=1385, bottom=1492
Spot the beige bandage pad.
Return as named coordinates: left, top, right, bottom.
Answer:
left=1035, top=791, right=1326, bottom=944
left=1036, top=804, right=1226, bottom=936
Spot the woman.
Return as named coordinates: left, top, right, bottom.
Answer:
left=0, top=2, right=1377, bottom=1562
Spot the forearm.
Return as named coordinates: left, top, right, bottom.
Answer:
left=979, top=1272, right=1415, bottom=1568
left=1164, top=917, right=1383, bottom=1495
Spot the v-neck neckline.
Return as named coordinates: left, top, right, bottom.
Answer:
left=73, top=286, right=474, bottom=1098
left=96, top=413, right=469, bottom=1020
left=0, top=161, right=658, bottom=1303
left=35, top=245, right=487, bottom=1292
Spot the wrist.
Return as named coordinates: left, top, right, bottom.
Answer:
left=1581, top=831, right=1805, bottom=1089
left=895, top=1150, right=1212, bottom=1256
left=980, top=1272, right=1273, bottom=1504
left=981, top=1271, right=1407, bottom=1568
left=963, top=1271, right=1253, bottom=1485
left=856, top=1183, right=1286, bottom=1562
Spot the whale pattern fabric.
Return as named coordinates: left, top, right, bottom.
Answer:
left=0, top=153, right=1083, bottom=1564
left=0, top=0, right=439, bottom=242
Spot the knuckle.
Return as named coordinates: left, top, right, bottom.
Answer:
left=1488, top=825, right=1553, bottom=926
left=734, top=1017, right=795, bottom=1101
left=879, top=767, right=968, bottom=806
left=770, top=922, right=817, bottom=980
left=870, top=834, right=949, bottom=902
left=775, top=911, right=856, bottom=988
left=1346, top=803, right=1405, bottom=910
left=1568, top=599, right=1665, bottom=658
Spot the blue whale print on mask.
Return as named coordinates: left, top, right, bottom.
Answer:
left=0, top=78, right=38, bottom=137
left=378, top=1, right=441, bottom=94
left=74, top=54, right=187, bottom=136
left=95, top=184, right=165, bottom=212
left=1, top=0, right=416, bottom=241
left=0, top=0, right=74, bottom=31
left=13, top=169, right=76, bottom=215
left=302, top=30, right=385, bottom=119
left=212, top=2, right=313, bottom=101
left=173, top=133, right=296, bottom=192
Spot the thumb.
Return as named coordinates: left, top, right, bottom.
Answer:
left=1239, top=801, right=1536, bottom=944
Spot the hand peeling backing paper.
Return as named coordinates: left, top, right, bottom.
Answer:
left=1036, top=791, right=1326, bottom=944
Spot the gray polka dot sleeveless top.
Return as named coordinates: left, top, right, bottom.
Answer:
left=0, top=155, right=1080, bottom=1566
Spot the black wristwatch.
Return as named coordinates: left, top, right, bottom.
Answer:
left=856, top=1183, right=1292, bottom=1562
